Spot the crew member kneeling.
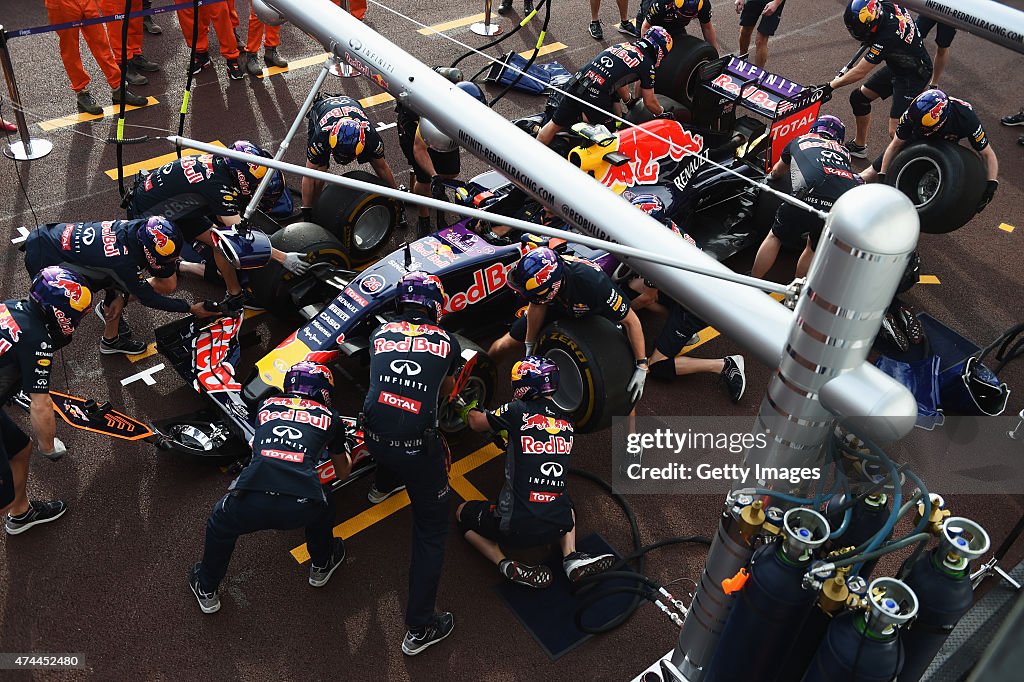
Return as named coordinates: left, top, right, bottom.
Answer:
left=459, top=356, right=616, bottom=588
left=188, top=361, right=350, bottom=614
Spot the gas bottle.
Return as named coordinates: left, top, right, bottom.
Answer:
left=827, top=493, right=890, bottom=576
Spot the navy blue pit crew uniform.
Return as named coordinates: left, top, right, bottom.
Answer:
left=306, top=95, right=385, bottom=167
left=772, top=134, right=860, bottom=250
left=915, top=14, right=956, bottom=49
left=194, top=393, right=347, bottom=593
left=24, top=220, right=190, bottom=313
left=127, top=154, right=241, bottom=241
left=0, top=300, right=54, bottom=507
left=396, top=103, right=460, bottom=184
left=509, top=257, right=630, bottom=342
left=362, top=311, right=460, bottom=628
left=637, top=0, right=711, bottom=36
left=459, top=398, right=574, bottom=547
left=871, top=96, right=988, bottom=171
left=862, top=3, right=933, bottom=118
left=551, top=40, right=658, bottom=129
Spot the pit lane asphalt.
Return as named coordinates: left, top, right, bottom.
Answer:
left=1, top=1, right=1022, bottom=680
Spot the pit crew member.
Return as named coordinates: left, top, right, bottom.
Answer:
left=827, top=0, right=933, bottom=159
left=626, top=195, right=746, bottom=402
left=861, top=89, right=999, bottom=214
left=0, top=268, right=94, bottom=535
left=360, top=272, right=460, bottom=656
left=458, top=357, right=616, bottom=588
left=24, top=217, right=218, bottom=354
left=188, top=361, right=350, bottom=614
left=301, top=94, right=399, bottom=213
left=735, top=0, right=785, bottom=68
left=126, top=141, right=310, bottom=308
left=536, top=28, right=674, bottom=147
left=638, top=0, right=720, bottom=52
left=489, top=247, right=650, bottom=402
left=751, top=115, right=860, bottom=279
left=914, top=14, right=955, bottom=88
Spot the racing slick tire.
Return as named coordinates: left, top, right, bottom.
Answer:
left=536, top=317, right=636, bottom=433
left=654, top=35, right=718, bottom=111
left=626, top=96, right=692, bottom=125
left=311, top=170, right=399, bottom=266
left=438, top=335, right=497, bottom=434
left=885, top=140, right=986, bottom=234
left=248, top=222, right=350, bottom=314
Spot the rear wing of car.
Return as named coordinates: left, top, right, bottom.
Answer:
left=699, top=55, right=831, bottom=173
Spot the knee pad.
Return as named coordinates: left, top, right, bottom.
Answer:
left=650, top=359, right=676, bottom=381
left=850, top=89, right=873, bottom=117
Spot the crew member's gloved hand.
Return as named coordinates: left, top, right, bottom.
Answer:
left=627, top=365, right=649, bottom=402
left=221, top=292, right=246, bottom=313
left=817, top=82, right=834, bottom=97
left=458, top=399, right=479, bottom=424
left=40, top=437, right=67, bottom=462
left=976, top=180, right=998, bottom=214
left=300, top=206, right=313, bottom=222
left=875, top=173, right=886, bottom=185
left=282, top=252, right=311, bottom=275
left=191, top=301, right=221, bottom=318
left=430, top=175, right=448, bottom=202
left=524, top=341, right=536, bottom=357
left=655, top=111, right=676, bottom=120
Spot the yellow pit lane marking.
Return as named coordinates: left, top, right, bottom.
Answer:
left=417, top=13, right=486, bottom=35
left=290, top=444, right=503, bottom=563
left=522, top=42, right=568, bottom=58
left=360, top=92, right=395, bottom=108
left=128, top=342, right=158, bottom=363
left=257, top=53, right=330, bottom=78
left=679, top=325, right=721, bottom=356
left=37, top=97, right=159, bottom=131
left=998, top=223, right=1015, bottom=233
left=918, top=275, right=941, bottom=285
left=104, top=140, right=225, bottom=179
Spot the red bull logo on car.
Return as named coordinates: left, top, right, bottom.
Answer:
left=595, top=120, right=705, bottom=194
left=521, top=413, right=574, bottom=434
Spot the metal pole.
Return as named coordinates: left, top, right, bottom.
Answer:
left=669, top=184, right=920, bottom=681
left=899, top=0, right=1024, bottom=56
left=0, top=25, right=52, bottom=160
left=244, top=56, right=338, bottom=219
left=470, top=0, right=503, bottom=37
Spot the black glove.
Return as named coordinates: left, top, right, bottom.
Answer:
left=976, top=180, right=998, bottom=214
left=655, top=111, right=676, bottom=120
left=818, top=82, right=834, bottom=98
left=876, top=172, right=886, bottom=185
left=300, top=206, right=313, bottom=222
left=430, top=175, right=448, bottom=202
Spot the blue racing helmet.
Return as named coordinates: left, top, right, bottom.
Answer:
left=844, top=0, right=885, bottom=42
left=511, top=355, right=560, bottom=400
left=29, top=266, right=93, bottom=340
left=327, top=118, right=367, bottom=164
left=257, top=169, right=286, bottom=211
left=906, top=89, right=950, bottom=135
left=223, top=140, right=273, bottom=197
left=397, top=271, right=448, bottom=321
left=455, top=81, right=487, bottom=104
left=508, top=247, right=564, bottom=304
left=211, top=225, right=273, bottom=270
left=809, top=114, right=846, bottom=142
left=674, top=0, right=703, bottom=18
left=283, top=360, right=335, bottom=408
left=136, top=216, right=182, bottom=276
left=643, top=26, right=673, bottom=68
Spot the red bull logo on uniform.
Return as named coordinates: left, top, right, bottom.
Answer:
left=596, top=120, right=705, bottom=194
left=378, top=320, right=449, bottom=338
left=521, top=435, right=573, bottom=454
left=521, top=413, right=574, bottom=434
left=0, top=305, right=23, bottom=343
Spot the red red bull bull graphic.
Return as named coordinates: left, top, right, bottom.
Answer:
left=596, top=120, right=705, bottom=194
left=378, top=320, right=449, bottom=337
left=148, top=224, right=174, bottom=256
left=922, top=98, right=948, bottom=129
left=520, top=435, right=573, bottom=454
left=373, top=336, right=451, bottom=357
left=195, top=315, right=242, bottom=393
left=0, top=304, right=23, bottom=343
left=521, top=413, right=574, bottom=433
left=446, top=262, right=512, bottom=314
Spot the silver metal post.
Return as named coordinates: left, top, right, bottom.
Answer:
left=244, top=56, right=337, bottom=219
left=471, top=0, right=503, bottom=37
left=0, top=25, right=52, bottom=160
left=670, top=184, right=921, bottom=680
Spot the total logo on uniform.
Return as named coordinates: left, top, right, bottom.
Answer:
left=520, top=435, right=573, bottom=454
left=378, top=391, right=422, bottom=414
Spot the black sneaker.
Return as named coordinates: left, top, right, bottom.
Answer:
left=100, top=334, right=148, bottom=355
left=189, top=563, right=221, bottom=614
left=1001, top=109, right=1024, bottom=126
left=309, top=538, right=346, bottom=587
left=190, top=52, right=212, bottom=75
left=402, top=612, right=455, bottom=656
left=564, top=551, right=615, bottom=582
left=143, top=15, right=162, bottom=35
left=881, top=312, right=909, bottom=352
left=123, top=64, right=149, bottom=86
left=589, top=20, right=604, bottom=40
left=616, top=20, right=637, bottom=36
left=499, top=559, right=553, bottom=589
left=76, top=90, right=103, bottom=115
left=112, top=87, right=147, bottom=107
left=897, top=304, right=924, bottom=345
left=245, top=53, right=263, bottom=76
left=5, top=500, right=67, bottom=535
left=95, top=301, right=133, bottom=337
left=264, top=47, right=289, bottom=68
left=368, top=482, right=407, bottom=504
left=721, top=355, right=746, bottom=404
left=497, top=0, right=513, bottom=14
left=130, top=53, right=160, bottom=72
left=844, top=140, right=868, bottom=159
left=226, top=58, right=244, bottom=81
